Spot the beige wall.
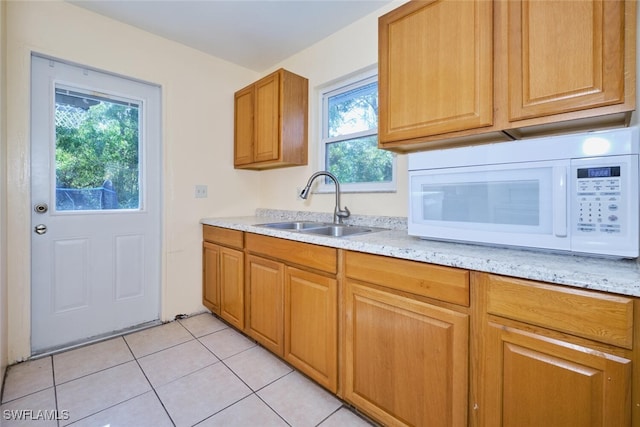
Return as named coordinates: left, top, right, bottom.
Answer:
left=5, top=0, right=261, bottom=362
left=258, top=0, right=409, bottom=218
left=1, top=0, right=8, bottom=383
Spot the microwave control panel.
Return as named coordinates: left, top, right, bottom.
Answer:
left=575, top=166, right=623, bottom=235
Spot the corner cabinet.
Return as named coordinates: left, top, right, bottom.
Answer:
left=343, top=251, right=470, bottom=427
left=234, top=68, right=308, bottom=170
left=378, top=0, right=636, bottom=152
left=472, top=272, right=638, bottom=426
left=202, top=226, right=244, bottom=330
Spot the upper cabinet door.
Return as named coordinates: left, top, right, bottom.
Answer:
left=378, top=0, right=494, bottom=145
left=508, top=0, right=626, bottom=121
left=254, top=72, right=281, bottom=163
left=234, top=86, right=254, bottom=167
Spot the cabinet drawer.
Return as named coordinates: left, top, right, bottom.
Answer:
left=203, top=225, right=243, bottom=249
left=485, top=274, right=634, bottom=349
left=245, top=233, right=337, bottom=274
left=345, top=251, right=470, bottom=306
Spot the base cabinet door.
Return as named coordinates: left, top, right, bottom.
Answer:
left=344, top=280, right=469, bottom=427
left=219, top=247, right=244, bottom=330
left=202, top=242, right=221, bottom=313
left=284, top=267, right=337, bottom=392
left=246, top=254, right=284, bottom=356
left=483, top=322, right=632, bottom=427
left=202, top=242, right=244, bottom=330
left=202, top=226, right=245, bottom=328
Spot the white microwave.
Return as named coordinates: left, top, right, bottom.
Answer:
left=408, top=128, right=640, bottom=258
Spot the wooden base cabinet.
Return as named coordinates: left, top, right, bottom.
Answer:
left=285, top=267, right=337, bottom=392
left=474, top=272, right=637, bottom=427
left=484, top=322, right=631, bottom=426
left=203, top=228, right=640, bottom=427
left=202, top=226, right=244, bottom=330
left=246, top=254, right=284, bottom=356
left=343, top=251, right=470, bottom=427
left=203, top=242, right=221, bottom=313
left=344, top=280, right=469, bottom=427
left=245, top=233, right=339, bottom=392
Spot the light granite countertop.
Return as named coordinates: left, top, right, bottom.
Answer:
left=201, top=209, right=640, bottom=298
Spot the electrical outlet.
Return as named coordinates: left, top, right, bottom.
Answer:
left=195, top=185, right=208, bottom=198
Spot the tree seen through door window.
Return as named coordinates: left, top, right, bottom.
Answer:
left=55, top=88, right=141, bottom=210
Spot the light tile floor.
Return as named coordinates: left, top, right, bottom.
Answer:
left=1, top=313, right=375, bottom=427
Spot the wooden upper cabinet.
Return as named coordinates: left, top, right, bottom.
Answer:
left=378, top=0, right=636, bottom=152
left=234, top=68, right=308, bottom=170
left=378, top=0, right=494, bottom=148
left=506, top=0, right=627, bottom=122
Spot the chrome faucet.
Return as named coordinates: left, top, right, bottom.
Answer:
left=300, top=171, right=350, bottom=224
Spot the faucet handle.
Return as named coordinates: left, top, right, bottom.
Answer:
left=337, top=206, right=351, bottom=219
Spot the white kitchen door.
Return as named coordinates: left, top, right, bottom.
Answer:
left=30, top=55, right=162, bottom=354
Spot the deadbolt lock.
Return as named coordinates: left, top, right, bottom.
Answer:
left=34, top=203, right=49, bottom=214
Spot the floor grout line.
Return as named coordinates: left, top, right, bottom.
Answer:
left=124, top=336, right=177, bottom=427
left=2, top=313, right=374, bottom=427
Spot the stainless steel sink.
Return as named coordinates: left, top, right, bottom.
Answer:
left=255, top=221, right=331, bottom=230
left=301, top=224, right=376, bottom=237
left=255, top=221, right=382, bottom=237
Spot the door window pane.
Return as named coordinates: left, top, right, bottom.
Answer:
left=55, top=87, right=140, bottom=211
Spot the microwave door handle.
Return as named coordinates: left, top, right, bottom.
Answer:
left=553, top=166, right=568, bottom=237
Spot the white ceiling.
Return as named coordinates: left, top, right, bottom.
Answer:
left=68, top=0, right=392, bottom=72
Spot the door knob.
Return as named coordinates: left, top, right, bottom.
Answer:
left=34, top=203, right=49, bottom=214
left=34, top=224, right=47, bottom=235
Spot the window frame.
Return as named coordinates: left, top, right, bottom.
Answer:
left=316, top=67, right=396, bottom=194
